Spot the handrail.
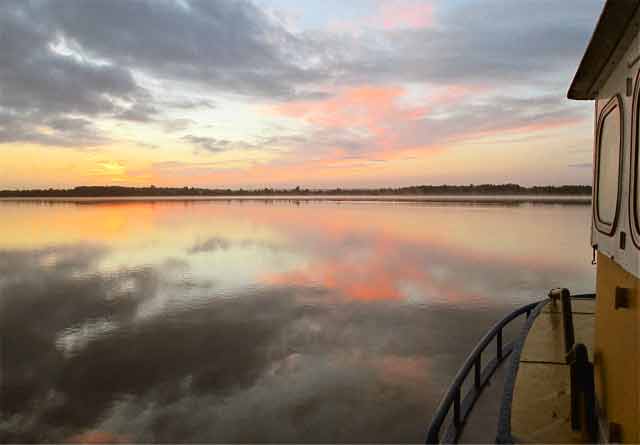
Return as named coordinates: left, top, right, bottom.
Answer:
left=570, top=293, right=598, bottom=299
left=425, top=300, right=542, bottom=444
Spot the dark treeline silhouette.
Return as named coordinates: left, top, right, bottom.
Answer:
left=0, top=184, right=591, bottom=198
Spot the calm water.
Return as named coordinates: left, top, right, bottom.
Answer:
left=0, top=199, right=594, bottom=443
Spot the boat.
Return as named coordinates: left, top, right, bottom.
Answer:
left=426, top=1, right=640, bottom=443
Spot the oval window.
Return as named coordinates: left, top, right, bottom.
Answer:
left=595, top=98, right=622, bottom=233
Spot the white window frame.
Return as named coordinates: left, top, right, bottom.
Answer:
left=593, top=95, right=623, bottom=236
left=630, top=70, right=640, bottom=247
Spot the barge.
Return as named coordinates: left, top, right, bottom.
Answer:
left=426, top=1, right=640, bottom=442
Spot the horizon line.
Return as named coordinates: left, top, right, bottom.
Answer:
left=0, top=183, right=593, bottom=197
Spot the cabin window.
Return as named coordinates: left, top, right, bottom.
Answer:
left=595, top=99, right=622, bottom=230
left=636, top=82, right=640, bottom=234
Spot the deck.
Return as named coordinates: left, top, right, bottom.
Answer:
left=426, top=293, right=596, bottom=444
left=458, top=358, right=509, bottom=443
left=508, top=297, right=595, bottom=443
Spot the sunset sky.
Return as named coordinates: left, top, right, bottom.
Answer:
left=0, top=0, right=604, bottom=189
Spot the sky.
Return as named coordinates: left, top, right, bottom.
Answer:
left=0, top=0, right=604, bottom=189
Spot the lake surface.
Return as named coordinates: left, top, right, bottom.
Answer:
left=0, top=198, right=594, bottom=443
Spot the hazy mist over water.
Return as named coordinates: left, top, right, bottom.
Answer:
left=0, top=199, right=594, bottom=443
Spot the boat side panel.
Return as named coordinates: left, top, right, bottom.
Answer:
left=594, top=252, right=638, bottom=442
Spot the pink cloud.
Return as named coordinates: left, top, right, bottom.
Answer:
left=140, top=79, right=586, bottom=189
left=274, top=85, right=424, bottom=152
left=273, top=84, right=474, bottom=156
left=379, top=1, right=434, bottom=30
left=329, top=0, right=434, bottom=33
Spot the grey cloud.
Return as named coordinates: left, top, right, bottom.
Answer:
left=0, top=0, right=604, bottom=155
left=182, top=127, right=370, bottom=158
left=4, top=0, right=605, bottom=97
left=255, top=128, right=371, bottom=162
left=0, top=7, right=139, bottom=115
left=385, top=93, right=591, bottom=152
left=164, top=98, right=217, bottom=110
left=46, top=117, right=93, bottom=132
left=188, top=237, right=231, bottom=254
left=268, top=129, right=368, bottom=152
left=115, top=103, right=159, bottom=122
left=182, top=135, right=256, bottom=153
left=333, top=0, right=603, bottom=87
left=187, top=237, right=281, bottom=255
left=162, top=118, right=196, bottom=133
left=0, top=110, right=106, bottom=147
left=10, top=0, right=599, bottom=107
left=0, top=1, right=147, bottom=146
left=39, top=0, right=318, bottom=100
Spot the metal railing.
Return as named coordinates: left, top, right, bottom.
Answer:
left=425, top=300, right=541, bottom=444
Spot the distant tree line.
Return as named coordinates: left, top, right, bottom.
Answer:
left=0, top=184, right=592, bottom=197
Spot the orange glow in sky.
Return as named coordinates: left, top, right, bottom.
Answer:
left=0, top=0, right=602, bottom=189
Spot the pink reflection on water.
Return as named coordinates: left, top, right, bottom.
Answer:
left=0, top=199, right=593, bottom=305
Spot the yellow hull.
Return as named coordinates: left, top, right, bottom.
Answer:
left=595, top=252, right=639, bottom=442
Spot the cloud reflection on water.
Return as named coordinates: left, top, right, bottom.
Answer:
left=0, top=200, right=593, bottom=442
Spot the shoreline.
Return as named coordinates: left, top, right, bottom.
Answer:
left=0, top=194, right=591, bottom=205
